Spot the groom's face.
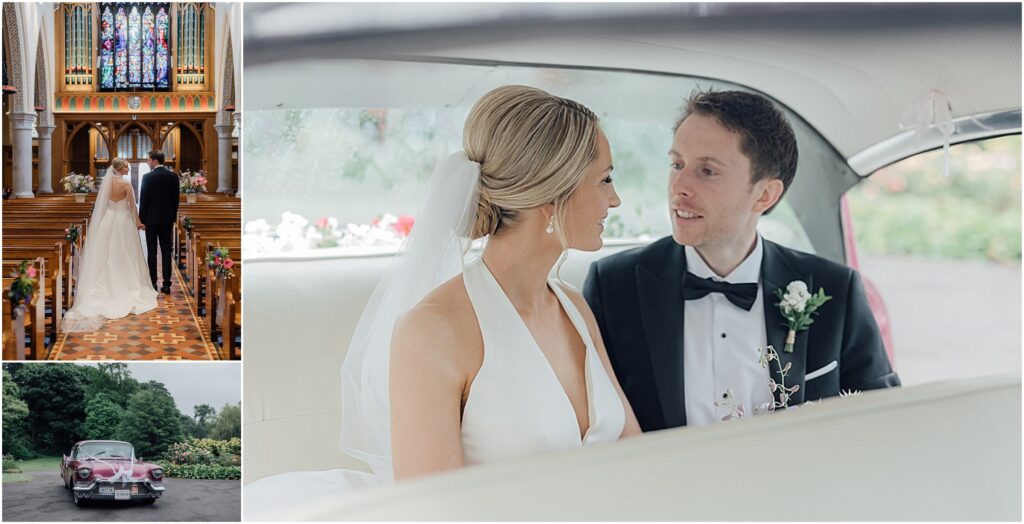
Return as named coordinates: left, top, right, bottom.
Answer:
left=668, top=114, right=770, bottom=250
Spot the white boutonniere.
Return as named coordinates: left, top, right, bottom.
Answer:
left=775, top=280, right=832, bottom=353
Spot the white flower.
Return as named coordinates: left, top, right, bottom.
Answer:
left=244, top=219, right=271, bottom=236
left=786, top=280, right=808, bottom=295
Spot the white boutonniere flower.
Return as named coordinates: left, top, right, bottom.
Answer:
left=775, top=280, right=832, bottom=353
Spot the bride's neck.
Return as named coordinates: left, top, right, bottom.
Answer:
left=481, top=229, right=562, bottom=313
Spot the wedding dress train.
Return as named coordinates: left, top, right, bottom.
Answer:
left=61, top=191, right=158, bottom=332
left=243, top=257, right=625, bottom=519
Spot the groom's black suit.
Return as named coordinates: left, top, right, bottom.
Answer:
left=583, top=236, right=900, bottom=431
left=139, top=165, right=180, bottom=290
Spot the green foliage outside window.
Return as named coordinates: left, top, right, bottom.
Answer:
left=848, top=136, right=1021, bottom=262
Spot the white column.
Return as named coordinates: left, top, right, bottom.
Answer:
left=10, top=113, right=37, bottom=198
left=36, top=124, right=55, bottom=193
left=214, top=123, right=234, bottom=193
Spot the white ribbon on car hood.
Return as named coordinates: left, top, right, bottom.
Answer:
left=83, top=451, right=139, bottom=481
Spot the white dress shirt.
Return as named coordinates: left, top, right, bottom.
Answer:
left=683, top=237, right=773, bottom=426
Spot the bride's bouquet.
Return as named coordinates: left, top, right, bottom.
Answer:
left=179, top=171, right=208, bottom=194
left=60, top=172, right=96, bottom=193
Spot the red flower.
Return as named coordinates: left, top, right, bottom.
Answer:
left=224, top=258, right=234, bottom=269
left=393, top=215, right=415, bottom=236
left=315, top=217, right=329, bottom=229
left=26, top=267, right=37, bottom=279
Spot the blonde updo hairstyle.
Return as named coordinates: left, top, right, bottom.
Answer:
left=110, top=157, right=130, bottom=173
left=464, top=85, right=600, bottom=249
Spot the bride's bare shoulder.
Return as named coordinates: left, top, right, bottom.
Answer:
left=391, top=273, right=481, bottom=367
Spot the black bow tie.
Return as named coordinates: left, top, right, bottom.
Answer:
left=682, top=272, right=759, bottom=311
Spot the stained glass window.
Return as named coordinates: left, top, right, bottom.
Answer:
left=128, top=6, right=141, bottom=84
left=98, top=3, right=171, bottom=91
left=142, top=7, right=155, bottom=85
left=155, top=7, right=170, bottom=87
left=114, top=6, right=127, bottom=87
left=99, top=6, right=114, bottom=88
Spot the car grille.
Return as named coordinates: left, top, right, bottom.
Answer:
left=97, top=480, right=151, bottom=493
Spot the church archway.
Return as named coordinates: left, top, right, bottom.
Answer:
left=62, top=121, right=112, bottom=179
left=159, top=121, right=206, bottom=172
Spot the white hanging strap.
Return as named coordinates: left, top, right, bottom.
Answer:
left=900, top=89, right=955, bottom=176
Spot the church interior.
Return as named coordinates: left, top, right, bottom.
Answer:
left=2, top=2, right=241, bottom=360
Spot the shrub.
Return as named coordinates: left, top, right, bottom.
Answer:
left=162, top=437, right=241, bottom=469
left=157, top=463, right=240, bottom=480
left=2, top=454, right=22, bottom=473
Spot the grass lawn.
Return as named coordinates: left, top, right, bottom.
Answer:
left=15, top=456, right=61, bottom=472
left=2, top=473, right=31, bottom=483
left=2, top=456, right=61, bottom=483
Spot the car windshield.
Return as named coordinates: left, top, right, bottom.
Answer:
left=77, top=442, right=134, bottom=459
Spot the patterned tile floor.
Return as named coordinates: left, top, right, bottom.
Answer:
left=49, top=260, right=216, bottom=360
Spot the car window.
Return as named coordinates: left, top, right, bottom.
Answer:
left=77, top=442, right=134, bottom=459
left=847, top=135, right=1021, bottom=384
left=244, top=60, right=829, bottom=259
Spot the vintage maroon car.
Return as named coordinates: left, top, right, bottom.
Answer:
left=60, top=440, right=165, bottom=506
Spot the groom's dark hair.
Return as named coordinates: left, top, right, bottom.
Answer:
left=675, top=89, right=798, bottom=214
left=148, top=150, right=166, bottom=164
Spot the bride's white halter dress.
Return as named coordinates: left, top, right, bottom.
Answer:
left=244, top=257, right=625, bottom=519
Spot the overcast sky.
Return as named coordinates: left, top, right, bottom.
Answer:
left=76, top=362, right=241, bottom=417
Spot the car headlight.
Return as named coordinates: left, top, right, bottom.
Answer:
left=151, top=468, right=163, bottom=479
left=77, top=467, right=91, bottom=479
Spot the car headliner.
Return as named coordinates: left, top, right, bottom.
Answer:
left=245, top=3, right=1021, bottom=170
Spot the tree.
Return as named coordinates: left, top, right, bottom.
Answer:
left=194, top=404, right=216, bottom=426
left=180, top=413, right=203, bottom=438
left=116, top=389, right=184, bottom=459
left=208, top=403, right=241, bottom=440
left=82, top=392, right=125, bottom=441
left=83, top=363, right=139, bottom=407
left=2, top=370, right=34, bottom=459
left=191, top=404, right=216, bottom=438
left=10, top=364, right=90, bottom=454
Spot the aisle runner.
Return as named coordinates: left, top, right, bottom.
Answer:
left=49, top=259, right=216, bottom=360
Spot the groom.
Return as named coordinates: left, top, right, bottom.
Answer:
left=139, top=150, right=179, bottom=294
left=584, top=90, right=900, bottom=431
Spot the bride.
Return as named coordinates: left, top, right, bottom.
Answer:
left=245, top=86, right=641, bottom=519
left=60, top=158, right=158, bottom=333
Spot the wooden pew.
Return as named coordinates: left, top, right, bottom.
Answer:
left=2, top=245, right=63, bottom=348
left=2, top=231, right=80, bottom=308
left=192, top=236, right=240, bottom=311
left=1, top=258, right=48, bottom=360
left=205, top=260, right=242, bottom=360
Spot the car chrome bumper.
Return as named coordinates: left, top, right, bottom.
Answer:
left=73, top=479, right=165, bottom=499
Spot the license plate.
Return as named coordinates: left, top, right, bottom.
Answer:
left=114, top=489, right=130, bottom=500
left=99, top=486, right=114, bottom=495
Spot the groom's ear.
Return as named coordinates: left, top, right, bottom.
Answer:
left=751, top=178, right=785, bottom=214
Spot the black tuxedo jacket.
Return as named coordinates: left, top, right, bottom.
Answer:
left=583, top=236, right=900, bottom=431
left=139, top=166, right=180, bottom=226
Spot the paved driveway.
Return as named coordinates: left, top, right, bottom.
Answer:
left=2, top=470, right=240, bottom=522
left=859, top=255, right=1022, bottom=385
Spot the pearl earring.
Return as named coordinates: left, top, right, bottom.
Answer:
left=545, top=218, right=555, bottom=235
